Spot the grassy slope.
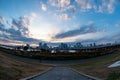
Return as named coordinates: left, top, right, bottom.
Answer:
left=69, top=52, right=120, bottom=80
left=0, top=52, right=52, bottom=80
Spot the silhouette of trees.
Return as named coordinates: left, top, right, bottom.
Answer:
left=23, top=44, right=29, bottom=51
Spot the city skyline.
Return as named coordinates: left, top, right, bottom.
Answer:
left=0, top=0, right=120, bottom=45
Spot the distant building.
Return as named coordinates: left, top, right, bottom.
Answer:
left=59, top=43, right=68, bottom=50
left=93, top=43, right=96, bottom=47
left=90, top=43, right=92, bottom=47
left=74, top=42, right=83, bottom=49
left=39, top=42, right=49, bottom=49
left=39, top=42, right=42, bottom=48
left=42, top=43, right=49, bottom=49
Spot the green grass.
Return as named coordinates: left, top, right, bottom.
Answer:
left=71, top=52, right=120, bottom=67
left=107, top=72, right=120, bottom=80
left=69, top=52, right=120, bottom=79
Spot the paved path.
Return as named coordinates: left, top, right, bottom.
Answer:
left=28, top=67, right=95, bottom=80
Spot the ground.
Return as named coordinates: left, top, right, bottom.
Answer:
left=28, top=67, right=94, bottom=80
left=0, top=50, right=120, bottom=80
left=0, top=52, right=52, bottom=80
left=69, top=52, right=120, bottom=80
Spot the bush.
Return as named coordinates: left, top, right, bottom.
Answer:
left=107, top=72, right=120, bottom=80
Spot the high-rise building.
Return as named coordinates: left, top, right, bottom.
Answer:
left=74, top=42, right=83, bottom=49
left=59, top=43, right=68, bottom=50
left=39, top=42, right=42, bottom=48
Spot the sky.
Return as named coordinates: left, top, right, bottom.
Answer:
left=0, top=0, right=120, bottom=45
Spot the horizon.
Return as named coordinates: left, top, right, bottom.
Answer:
left=0, top=0, right=120, bottom=45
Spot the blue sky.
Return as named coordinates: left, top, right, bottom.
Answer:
left=0, top=0, right=120, bottom=45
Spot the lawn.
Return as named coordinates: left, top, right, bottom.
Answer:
left=1, top=48, right=120, bottom=80
left=0, top=52, right=52, bottom=80
left=69, top=52, right=120, bottom=80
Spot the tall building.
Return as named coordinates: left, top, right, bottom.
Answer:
left=39, top=42, right=49, bottom=49
left=59, top=43, right=68, bottom=50
left=74, top=42, right=83, bottom=49
left=93, top=43, right=96, bottom=47
left=39, top=42, right=42, bottom=48
left=42, top=43, right=49, bottom=49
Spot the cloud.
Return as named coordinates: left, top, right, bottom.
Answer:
left=99, top=0, right=115, bottom=13
left=52, top=21, right=120, bottom=43
left=49, top=0, right=70, bottom=8
left=51, top=30, right=107, bottom=43
left=41, top=4, right=47, bottom=11
left=75, top=0, right=93, bottom=10
left=27, top=13, right=37, bottom=26
left=47, top=0, right=76, bottom=20
left=12, top=13, right=37, bottom=37
left=12, top=16, right=30, bottom=37
left=54, top=22, right=96, bottom=39
left=52, top=29, right=120, bottom=44
left=0, top=16, right=5, bottom=22
left=59, top=0, right=70, bottom=8
left=73, top=28, right=120, bottom=44
left=75, top=0, right=116, bottom=13
left=40, top=0, right=118, bottom=21
left=59, top=14, right=70, bottom=20
left=30, top=13, right=37, bottom=20
left=48, top=0, right=117, bottom=14
left=0, top=16, right=8, bottom=32
left=0, top=15, right=43, bottom=44
left=115, top=21, right=120, bottom=27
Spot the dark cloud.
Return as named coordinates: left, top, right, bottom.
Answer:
left=54, top=22, right=96, bottom=39
left=0, top=16, right=43, bottom=44
left=75, top=30, right=120, bottom=44
left=12, top=16, right=30, bottom=37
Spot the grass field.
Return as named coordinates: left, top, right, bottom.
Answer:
left=0, top=49, right=120, bottom=80
left=0, top=52, right=52, bottom=80
left=69, top=52, right=120, bottom=80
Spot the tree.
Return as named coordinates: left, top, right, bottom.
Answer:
left=23, top=46, right=28, bottom=51
left=16, top=46, right=20, bottom=50
left=23, top=44, right=29, bottom=51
